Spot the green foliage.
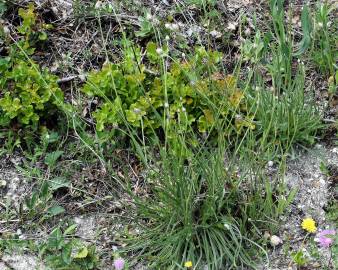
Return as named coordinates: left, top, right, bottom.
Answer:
left=0, top=3, right=66, bottom=144
left=241, top=30, right=265, bottom=64
left=291, top=250, right=308, bottom=266
left=82, top=42, right=252, bottom=139
left=39, top=226, right=99, bottom=269
left=135, top=10, right=156, bottom=38
left=16, top=3, right=52, bottom=53
left=123, top=135, right=291, bottom=269
left=0, top=59, right=64, bottom=128
left=0, top=1, right=6, bottom=17
left=186, top=0, right=217, bottom=7
left=250, top=66, right=322, bottom=150
left=293, top=5, right=312, bottom=56
left=0, top=225, right=99, bottom=270
left=311, top=3, right=337, bottom=76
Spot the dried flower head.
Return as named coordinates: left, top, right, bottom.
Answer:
left=270, top=235, right=282, bottom=246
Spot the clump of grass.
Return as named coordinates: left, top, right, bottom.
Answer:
left=121, top=112, right=298, bottom=269
left=124, top=136, right=269, bottom=269
left=311, top=2, right=337, bottom=76
left=249, top=64, right=323, bottom=153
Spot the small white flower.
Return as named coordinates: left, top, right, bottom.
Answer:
left=133, top=108, right=141, bottom=114
left=182, top=53, right=186, bottom=58
left=227, top=22, right=237, bottom=31
left=182, top=107, right=186, bottom=112
left=244, top=28, right=251, bottom=36
left=165, top=23, right=179, bottom=31
left=3, top=26, right=10, bottom=34
left=164, top=102, right=169, bottom=108
left=79, top=74, right=86, bottom=82
left=270, top=235, right=282, bottom=246
left=156, top=47, right=163, bottom=55
left=210, top=30, right=222, bottom=38
left=317, top=22, right=323, bottom=28
left=16, top=229, right=22, bottom=235
left=94, top=1, right=102, bottom=9
left=263, top=231, right=271, bottom=239
left=0, top=180, right=6, bottom=187
left=267, top=161, right=274, bottom=167
left=165, top=35, right=170, bottom=41
left=146, top=13, right=152, bottom=21
left=171, top=23, right=179, bottom=31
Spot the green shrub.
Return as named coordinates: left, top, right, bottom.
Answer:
left=0, top=58, right=64, bottom=128
left=82, top=42, right=253, bottom=139
left=16, top=3, right=52, bottom=55
left=0, top=3, right=65, bottom=131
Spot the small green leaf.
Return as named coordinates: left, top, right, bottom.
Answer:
left=38, top=31, right=48, bottom=41
left=294, top=5, right=312, bottom=56
left=0, top=2, right=7, bottom=17
left=49, top=177, right=70, bottom=191
left=146, top=42, right=159, bottom=63
left=47, top=205, right=65, bottom=217
left=73, top=246, right=88, bottom=259
left=44, top=150, right=64, bottom=168
left=64, top=224, right=77, bottom=235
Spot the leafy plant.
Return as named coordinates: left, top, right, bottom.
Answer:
left=0, top=3, right=66, bottom=141
left=39, top=226, right=99, bottom=269
left=135, top=10, right=157, bottom=38
left=82, top=41, right=252, bottom=141
left=291, top=250, right=308, bottom=266
left=16, top=3, right=52, bottom=54
left=0, top=59, right=64, bottom=128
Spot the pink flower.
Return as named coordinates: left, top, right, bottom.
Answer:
left=113, top=258, right=125, bottom=270
left=315, top=229, right=336, bottom=248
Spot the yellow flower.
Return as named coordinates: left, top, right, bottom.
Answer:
left=301, top=218, right=317, bottom=233
left=184, top=261, right=193, bottom=268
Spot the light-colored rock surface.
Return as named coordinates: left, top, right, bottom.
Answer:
left=0, top=253, right=46, bottom=270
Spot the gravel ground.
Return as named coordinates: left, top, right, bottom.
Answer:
left=261, top=144, right=338, bottom=270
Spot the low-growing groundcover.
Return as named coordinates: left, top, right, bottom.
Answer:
left=0, top=0, right=336, bottom=269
